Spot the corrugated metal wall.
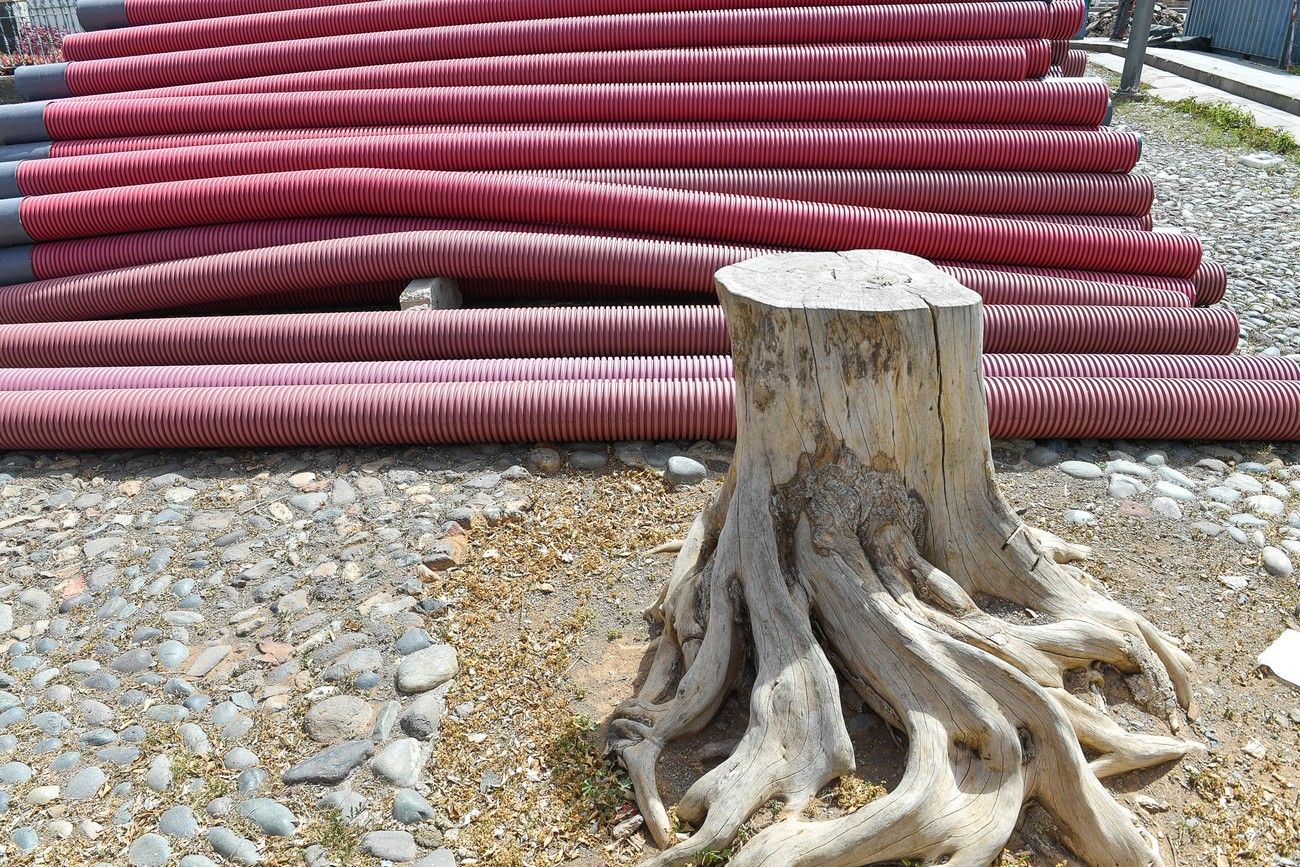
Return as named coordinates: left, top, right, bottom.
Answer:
left=1185, top=0, right=1300, bottom=66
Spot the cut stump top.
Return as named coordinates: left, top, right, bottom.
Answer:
left=715, top=250, right=981, bottom=313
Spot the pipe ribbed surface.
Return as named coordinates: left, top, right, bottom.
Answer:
left=30, top=126, right=1141, bottom=174
left=533, top=167, right=1155, bottom=216
left=0, top=374, right=1294, bottom=450
left=27, top=81, right=1113, bottom=142
left=0, top=356, right=738, bottom=390
left=5, top=351, right=1293, bottom=393
left=53, top=4, right=1063, bottom=94
left=0, top=232, right=767, bottom=322
left=109, top=0, right=378, bottom=28
left=8, top=130, right=1147, bottom=196
left=986, top=378, right=1300, bottom=441
left=10, top=174, right=1200, bottom=276
left=64, top=43, right=1053, bottom=100
left=980, top=306, right=1237, bottom=354
left=63, top=0, right=1047, bottom=61
left=7, top=220, right=1184, bottom=309
left=0, top=305, right=1238, bottom=366
left=982, top=353, right=1300, bottom=380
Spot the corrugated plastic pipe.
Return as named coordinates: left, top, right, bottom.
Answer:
left=530, top=167, right=1154, bottom=217
left=1, top=127, right=1142, bottom=178
left=3, top=80, right=1113, bottom=143
left=77, top=0, right=376, bottom=31
left=0, top=305, right=1238, bottom=366
left=937, top=260, right=1224, bottom=306
left=0, top=130, right=1147, bottom=196
left=4, top=352, right=1293, bottom=392
left=0, top=225, right=1186, bottom=309
left=0, top=229, right=1203, bottom=321
left=61, top=0, right=1052, bottom=61
left=26, top=3, right=1067, bottom=96
left=0, top=175, right=1200, bottom=277
left=982, top=353, right=1300, bottom=380
left=60, top=42, right=1054, bottom=100
left=0, top=375, right=1294, bottom=450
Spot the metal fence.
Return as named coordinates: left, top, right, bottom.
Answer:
left=2, top=0, right=82, bottom=66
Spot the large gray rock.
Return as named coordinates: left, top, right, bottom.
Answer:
left=158, top=805, right=199, bottom=839
left=393, top=789, right=435, bottom=824
left=396, top=644, right=458, bottom=694
left=208, top=827, right=259, bottom=865
left=65, top=766, right=106, bottom=801
left=236, top=799, right=297, bottom=837
left=361, top=830, right=419, bottom=862
left=663, top=456, right=707, bottom=487
left=371, top=738, right=422, bottom=787
left=283, top=740, right=373, bottom=786
left=304, top=695, right=374, bottom=744
left=127, top=833, right=172, bottom=867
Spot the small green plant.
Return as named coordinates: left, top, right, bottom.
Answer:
left=314, top=810, right=364, bottom=863
left=1163, top=97, right=1300, bottom=157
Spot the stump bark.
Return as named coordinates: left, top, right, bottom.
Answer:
left=609, top=251, right=1199, bottom=867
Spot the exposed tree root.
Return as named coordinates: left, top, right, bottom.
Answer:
left=608, top=252, right=1200, bottom=867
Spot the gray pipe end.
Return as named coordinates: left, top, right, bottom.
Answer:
left=77, top=0, right=129, bottom=31
left=14, top=64, right=72, bottom=102
left=0, top=245, right=36, bottom=286
left=0, top=142, right=51, bottom=162
left=1136, top=131, right=1144, bottom=162
left=0, top=163, right=19, bottom=199
left=0, top=199, right=33, bottom=248
left=1103, top=99, right=1114, bottom=127
left=0, top=103, right=51, bottom=145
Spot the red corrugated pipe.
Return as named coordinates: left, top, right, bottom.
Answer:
left=78, top=0, right=377, bottom=31
left=937, top=260, right=1225, bottom=306
left=63, top=0, right=1050, bottom=61
left=529, top=167, right=1154, bottom=216
left=4, top=351, right=1292, bottom=392
left=3, top=129, right=1144, bottom=196
left=982, top=353, right=1300, bottom=380
left=10, top=126, right=1142, bottom=174
left=62, top=42, right=1054, bottom=101
left=0, top=374, right=1294, bottom=450
left=16, top=80, right=1113, bottom=143
left=49, top=4, right=1066, bottom=95
left=1, top=222, right=1185, bottom=309
left=0, top=304, right=1238, bottom=366
left=5, top=174, right=1200, bottom=277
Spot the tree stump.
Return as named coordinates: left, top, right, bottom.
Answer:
left=609, top=251, right=1199, bottom=867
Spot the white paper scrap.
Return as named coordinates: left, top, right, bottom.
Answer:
left=1258, top=629, right=1300, bottom=691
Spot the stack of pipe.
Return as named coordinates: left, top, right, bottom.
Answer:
left=0, top=0, right=1294, bottom=448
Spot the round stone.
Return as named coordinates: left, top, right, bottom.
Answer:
left=223, top=747, right=259, bottom=771
left=0, top=762, right=32, bottom=785
left=664, top=456, right=708, bottom=487
left=236, top=798, right=297, bottom=837
left=208, top=827, right=259, bottom=866
left=396, top=644, right=459, bottom=694
left=128, top=832, right=172, bottom=867
left=65, top=766, right=107, bottom=801
left=1059, top=460, right=1103, bottom=480
left=158, top=805, right=199, bottom=839
left=361, top=830, right=419, bottom=862
left=392, top=788, right=435, bottom=824
left=304, top=695, right=375, bottom=744
left=1263, top=547, right=1295, bottom=578
left=371, top=738, right=422, bottom=787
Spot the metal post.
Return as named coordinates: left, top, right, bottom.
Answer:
left=1117, top=0, right=1158, bottom=97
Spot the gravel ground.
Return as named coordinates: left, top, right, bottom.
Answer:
left=1, top=96, right=1299, bottom=866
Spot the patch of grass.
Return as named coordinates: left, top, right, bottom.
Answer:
left=1162, top=97, right=1300, bottom=158
left=310, top=810, right=364, bottom=863
left=551, top=713, right=634, bottom=826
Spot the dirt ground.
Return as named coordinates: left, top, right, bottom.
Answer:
left=413, top=448, right=1300, bottom=867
